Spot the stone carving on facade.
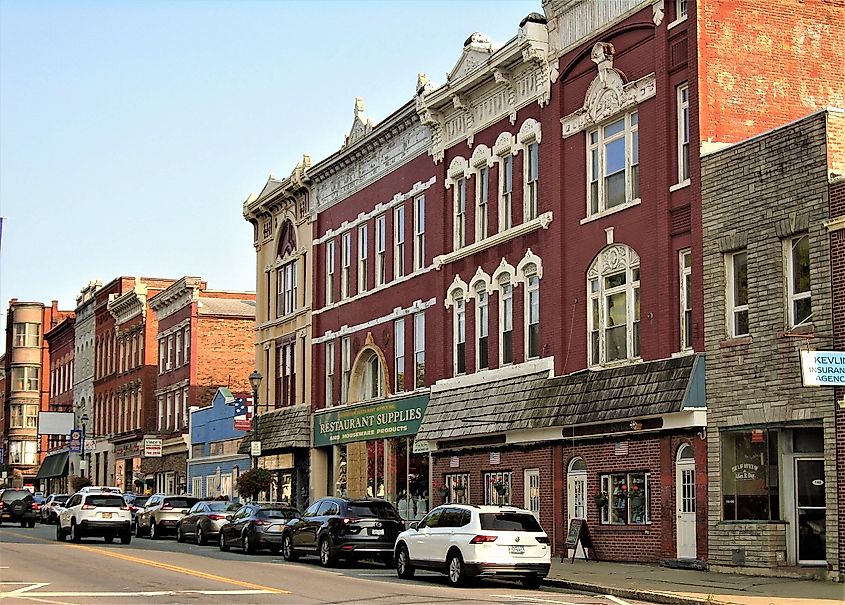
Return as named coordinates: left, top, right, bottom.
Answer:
left=518, top=17, right=552, bottom=107
left=451, top=93, right=475, bottom=147
left=587, top=244, right=640, bottom=281
left=652, top=0, right=665, bottom=26
left=447, top=33, right=495, bottom=82
left=493, top=68, right=517, bottom=124
left=561, top=42, right=656, bottom=139
left=344, top=97, right=375, bottom=148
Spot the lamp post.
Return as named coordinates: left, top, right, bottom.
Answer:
left=80, top=413, right=89, bottom=478
left=248, top=370, right=263, bottom=470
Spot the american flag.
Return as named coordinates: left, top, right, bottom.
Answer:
left=234, top=397, right=249, bottom=417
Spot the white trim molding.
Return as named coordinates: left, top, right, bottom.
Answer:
left=313, top=298, right=437, bottom=344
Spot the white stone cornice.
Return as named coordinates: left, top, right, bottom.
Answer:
left=313, top=298, right=437, bottom=344
left=107, top=283, right=148, bottom=325
left=825, top=215, right=845, bottom=232
left=148, top=277, right=203, bottom=321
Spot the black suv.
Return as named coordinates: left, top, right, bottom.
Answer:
left=281, top=497, right=403, bottom=567
left=0, top=488, right=37, bottom=527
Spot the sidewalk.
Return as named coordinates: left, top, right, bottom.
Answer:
left=544, top=558, right=844, bottom=605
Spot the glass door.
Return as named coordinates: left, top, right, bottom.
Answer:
left=795, top=458, right=826, bottom=564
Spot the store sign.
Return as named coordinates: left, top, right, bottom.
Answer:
left=114, top=441, right=142, bottom=459
left=313, top=395, right=428, bottom=447
left=732, top=463, right=759, bottom=481
left=801, top=350, right=845, bottom=386
left=412, top=439, right=430, bottom=454
left=143, top=438, right=163, bottom=458
left=68, top=430, right=83, bottom=453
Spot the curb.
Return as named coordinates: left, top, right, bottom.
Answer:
left=542, top=577, right=738, bottom=605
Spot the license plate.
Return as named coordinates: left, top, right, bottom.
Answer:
left=508, top=545, right=524, bottom=554
left=102, top=512, right=112, bottom=519
left=370, top=528, right=384, bottom=536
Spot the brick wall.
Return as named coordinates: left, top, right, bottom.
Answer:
left=829, top=167, right=844, bottom=576
left=195, top=316, right=255, bottom=403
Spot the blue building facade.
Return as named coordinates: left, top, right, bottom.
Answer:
left=187, top=388, right=251, bottom=500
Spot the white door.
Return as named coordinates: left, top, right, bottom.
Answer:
left=675, top=444, right=697, bottom=559
left=566, top=458, right=587, bottom=559
left=524, top=469, right=540, bottom=519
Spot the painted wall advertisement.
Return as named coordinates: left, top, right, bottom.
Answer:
left=800, top=350, right=845, bottom=386
left=313, top=395, right=428, bottom=447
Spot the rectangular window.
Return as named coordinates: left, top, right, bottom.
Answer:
left=445, top=473, right=470, bottom=504
left=500, top=280, right=513, bottom=364
left=275, top=267, right=284, bottom=318
left=325, top=341, right=335, bottom=408
left=166, top=335, right=174, bottom=370
left=588, top=111, right=639, bottom=214
left=375, top=214, right=387, bottom=286
left=721, top=429, right=779, bottom=520
left=157, top=395, right=164, bottom=432
left=326, top=240, right=336, bottom=304
left=394, top=318, right=405, bottom=392
left=175, top=331, right=182, bottom=367
left=600, top=472, right=651, bottom=524
left=24, top=405, right=38, bottom=429
left=476, top=289, right=489, bottom=370
left=394, top=205, right=406, bottom=279
left=12, top=322, right=40, bottom=347
left=787, top=234, right=812, bottom=327
left=526, top=274, right=540, bottom=359
left=358, top=224, right=368, bottom=293
left=525, top=142, right=539, bottom=220
left=454, top=297, right=466, bottom=375
left=9, top=441, right=38, bottom=466
left=184, top=326, right=190, bottom=363
left=454, top=177, right=467, bottom=249
left=680, top=249, right=693, bottom=350
left=280, top=261, right=297, bottom=316
left=727, top=250, right=749, bottom=337
left=484, top=471, right=513, bottom=506
left=276, top=340, right=296, bottom=407
left=499, top=154, right=513, bottom=230
left=677, top=84, right=690, bottom=184
left=132, top=335, right=138, bottom=369
left=414, top=196, right=425, bottom=270
left=11, top=366, right=39, bottom=392
left=476, top=166, right=489, bottom=240
left=414, top=312, right=425, bottom=389
left=677, top=0, right=688, bottom=19
left=10, top=405, right=24, bottom=428
left=341, top=232, right=351, bottom=299
left=341, top=337, right=351, bottom=404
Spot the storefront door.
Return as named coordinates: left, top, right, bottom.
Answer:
left=524, top=469, right=540, bottom=519
left=566, top=458, right=587, bottom=559
left=675, top=444, right=696, bottom=559
left=795, top=458, right=826, bottom=564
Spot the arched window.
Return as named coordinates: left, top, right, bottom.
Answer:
left=475, top=281, right=489, bottom=370
left=499, top=275, right=513, bottom=365
left=587, top=244, right=640, bottom=365
left=454, top=293, right=466, bottom=375
left=356, top=350, right=385, bottom=402
left=524, top=264, right=540, bottom=359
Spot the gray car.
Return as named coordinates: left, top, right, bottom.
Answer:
left=135, top=494, right=198, bottom=539
left=40, top=494, right=68, bottom=524
left=176, top=500, right=241, bottom=545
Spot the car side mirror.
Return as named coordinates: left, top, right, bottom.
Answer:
left=409, top=522, right=419, bottom=530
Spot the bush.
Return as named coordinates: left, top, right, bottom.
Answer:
left=237, top=468, right=274, bottom=501
left=70, top=475, right=93, bottom=492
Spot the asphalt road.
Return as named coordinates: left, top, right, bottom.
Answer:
left=0, top=523, right=655, bottom=605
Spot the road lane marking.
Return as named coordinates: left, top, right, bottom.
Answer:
left=0, top=590, right=273, bottom=597
left=604, top=596, right=632, bottom=605
left=491, top=595, right=583, bottom=605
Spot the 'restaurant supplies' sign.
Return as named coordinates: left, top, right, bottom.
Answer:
left=313, top=395, right=428, bottom=447
left=801, top=350, right=845, bottom=386
left=144, top=438, right=163, bottom=458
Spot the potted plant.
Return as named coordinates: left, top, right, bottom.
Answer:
left=70, top=475, right=92, bottom=492
left=593, top=489, right=609, bottom=509
left=452, top=479, right=466, bottom=499
left=491, top=478, right=508, bottom=497
left=236, top=468, right=274, bottom=502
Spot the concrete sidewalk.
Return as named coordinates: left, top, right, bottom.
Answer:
left=544, top=558, right=844, bottom=605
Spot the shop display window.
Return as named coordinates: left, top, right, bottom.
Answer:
left=721, top=429, right=780, bottom=520
left=600, top=472, right=650, bottom=524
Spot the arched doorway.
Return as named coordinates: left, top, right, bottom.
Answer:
left=675, top=443, right=697, bottom=559
left=566, top=457, right=587, bottom=559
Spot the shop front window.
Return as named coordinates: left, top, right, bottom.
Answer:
left=721, top=429, right=780, bottom=520
left=600, top=472, right=650, bottom=524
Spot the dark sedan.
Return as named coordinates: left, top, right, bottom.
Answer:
left=280, top=497, right=404, bottom=567
left=177, top=500, right=241, bottom=545
left=218, top=503, right=300, bottom=554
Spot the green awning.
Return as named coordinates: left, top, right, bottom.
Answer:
left=35, top=451, right=69, bottom=479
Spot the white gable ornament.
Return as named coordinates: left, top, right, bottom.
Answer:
left=560, top=42, right=656, bottom=139
left=447, top=33, right=495, bottom=82
left=344, top=97, right=375, bottom=148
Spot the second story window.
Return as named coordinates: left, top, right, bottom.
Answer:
left=414, top=312, right=425, bottom=388
left=276, top=340, right=296, bottom=407
left=680, top=249, right=693, bottom=351
left=414, top=196, right=425, bottom=270
left=588, top=245, right=641, bottom=365
left=727, top=250, right=749, bottom=337
left=476, top=165, right=489, bottom=240
left=476, top=286, right=489, bottom=370
left=175, top=331, right=182, bottom=367
left=325, top=341, right=335, bottom=408
left=588, top=111, right=639, bottom=215
left=394, top=318, right=405, bottom=392
left=341, top=336, right=351, bottom=404
left=454, top=294, right=466, bottom=375
left=166, top=335, right=174, bottom=370
left=787, top=234, right=812, bottom=328
left=676, top=0, right=688, bottom=19
left=158, top=339, right=165, bottom=373
left=499, top=278, right=513, bottom=365
left=341, top=232, right=351, bottom=299
left=11, top=366, right=39, bottom=392
left=12, top=322, right=40, bottom=347
left=525, top=142, right=539, bottom=220
left=454, top=177, right=467, bottom=249
left=184, top=326, right=190, bottom=363
left=375, top=214, right=387, bottom=286
left=281, top=261, right=298, bottom=316
left=677, top=83, right=690, bottom=184
left=499, top=154, right=513, bottom=231
left=525, top=270, right=540, bottom=359
left=326, top=240, right=336, bottom=305
left=394, top=205, right=406, bottom=279
left=358, top=224, right=368, bottom=293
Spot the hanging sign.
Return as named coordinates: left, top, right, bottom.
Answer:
left=313, top=394, right=428, bottom=447
left=800, top=350, right=845, bottom=386
left=143, top=438, right=163, bottom=458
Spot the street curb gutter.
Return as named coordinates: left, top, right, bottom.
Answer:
left=542, top=578, right=739, bottom=605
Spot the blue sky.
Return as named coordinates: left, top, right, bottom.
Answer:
left=0, top=0, right=538, bottom=349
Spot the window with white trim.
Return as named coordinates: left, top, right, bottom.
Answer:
left=11, top=366, right=39, bottom=392
left=600, top=472, right=650, bottom=524
left=184, top=326, right=190, bottom=363
left=175, top=331, right=182, bottom=367
left=414, top=196, right=425, bottom=270
left=588, top=111, right=639, bottom=215
left=676, top=0, right=688, bottom=19
left=499, top=154, right=513, bottom=230
left=341, top=232, right=351, bottom=299
left=444, top=473, right=469, bottom=504
left=358, top=224, right=368, bottom=293
left=453, top=294, right=466, bottom=375
left=394, top=205, right=406, bottom=279
left=326, top=239, right=336, bottom=304
left=394, top=318, right=405, bottom=392
left=414, top=312, right=425, bottom=388
left=677, top=84, right=690, bottom=184
left=454, top=177, right=467, bottom=249
left=786, top=234, right=812, bottom=327
left=375, top=214, right=387, bottom=286
left=166, top=335, right=174, bottom=370
left=484, top=470, right=513, bottom=505
left=341, top=337, right=351, bottom=404
left=499, top=277, right=513, bottom=365
left=680, top=249, right=693, bottom=351
left=360, top=351, right=383, bottom=401
left=325, top=341, right=335, bottom=408
left=476, top=286, right=489, bottom=370
left=524, top=141, right=539, bottom=220
left=525, top=269, right=540, bottom=359
left=278, top=260, right=297, bottom=316
left=476, top=165, right=489, bottom=240
left=12, top=322, right=40, bottom=347
left=8, top=440, right=38, bottom=466
left=726, top=250, right=749, bottom=337
left=158, top=339, right=165, bottom=374
left=588, top=246, right=641, bottom=365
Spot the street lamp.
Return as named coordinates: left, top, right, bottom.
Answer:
left=248, top=370, right=263, bottom=470
left=80, top=413, right=89, bottom=478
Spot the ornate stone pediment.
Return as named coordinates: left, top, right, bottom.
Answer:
left=344, top=97, right=375, bottom=148
left=561, top=42, right=656, bottom=138
left=448, top=33, right=496, bottom=82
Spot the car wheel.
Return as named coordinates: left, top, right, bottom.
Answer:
left=196, top=527, right=205, bottom=546
left=219, top=531, right=230, bottom=552
left=55, top=523, right=66, bottom=542
left=446, top=551, right=466, bottom=587
left=396, top=545, right=415, bottom=579
left=176, top=525, right=185, bottom=543
left=104, top=535, right=114, bottom=544
left=28, top=519, right=36, bottom=528
left=149, top=522, right=158, bottom=540
left=121, top=532, right=131, bottom=545
left=20, top=521, right=27, bottom=528
left=281, top=534, right=297, bottom=561
left=521, top=576, right=542, bottom=589
left=71, top=522, right=82, bottom=543
left=242, top=533, right=256, bottom=554
left=135, top=522, right=143, bottom=538
left=319, top=536, right=337, bottom=567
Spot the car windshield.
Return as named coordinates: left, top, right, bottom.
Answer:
left=206, top=501, right=236, bottom=512
left=130, top=496, right=149, bottom=507
left=257, top=508, right=297, bottom=519
left=164, top=497, right=197, bottom=508
left=347, top=502, right=401, bottom=520
left=1, top=490, right=32, bottom=502
left=86, top=495, right=126, bottom=508
left=479, top=512, right=543, bottom=532
left=53, top=495, right=69, bottom=503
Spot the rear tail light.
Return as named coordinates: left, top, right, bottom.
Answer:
left=252, top=520, right=268, bottom=526
left=469, top=535, right=498, bottom=544
left=33, top=503, right=40, bottom=510
left=208, top=514, right=226, bottom=521
left=121, top=505, right=131, bottom=511
left=81, top=504, right=95, bottom=510
left=535, top=536, right=550, bottom=544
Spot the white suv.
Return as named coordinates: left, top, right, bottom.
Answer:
left=57, top=491, right=132, bottom=544
left=394, top=504, right=550, bottom=588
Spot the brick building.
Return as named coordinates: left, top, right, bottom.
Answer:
left=70, top=281, right=100, bottom=479
left=701, top=109, right=844, bottom=578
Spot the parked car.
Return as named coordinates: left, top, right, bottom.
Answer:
left=0, top=488, right=37, bottom=528
left=281, top=497, right=403, bottom=567
left=56, top=490, right=132, bottom=544
left=135, top=494, right=198, bottom=539
left=219, top=503, right=299, bottom=554
left=394, top=504, right=550, bottom=588
left=77, top=486, right=123, bottom=495
left=40, top=494, right=69, bottom=524
left=177, top=500, right=241, bottom=545
left=122, top=493, right=149, bottom=530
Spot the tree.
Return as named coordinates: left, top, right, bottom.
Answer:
left=70, top=475, right=93, bottom=492
left=236, top=468, right=274, bottom=501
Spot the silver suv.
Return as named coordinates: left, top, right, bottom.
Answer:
left=57, top=491, right=132, bottom=544
left=135, top=494, right=198, bottom=539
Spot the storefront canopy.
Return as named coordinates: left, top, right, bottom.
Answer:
left=417, top=354, right=705, bottom=445
left=35, top=451, right=69, bottom=480
left=238, top=404, right=311, bottom=454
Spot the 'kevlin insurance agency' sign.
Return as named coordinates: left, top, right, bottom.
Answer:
left=313, top=395, right=428, bottom=447
left=801, top=350, right=845, bottom=386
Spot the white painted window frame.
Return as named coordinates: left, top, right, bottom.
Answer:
left=680, top=248, right=693, bottom=351
left=676, top=83, right=690, bottom=186
left=341, top=232, right=351, bottom=300
left=499, top=277, right=514, bottom=365
left=726, top=250, right=749, bottom=337
left=358, top=223, right=368, bottom=294
left=453, top=293, right=466, bottom=375
left=414, top=312, right=425, bottom=389
left=454, top=177, right=467, bottom=250
left=476, top=165, right=490, bottom=241
left=475, top=285, right=489, bottom=370
left=786, top=234, right=812, bottom=328
left=326, top=239, right=336, bottom=304
left=524, top=141, right=539, bottom=221
left=325, top=341, right=335, bottom=408
left=524, top=269, right=540, bottom=360
left=587, top=246, right=641, bottom=366
left=341, top=336, right=351, bottom=404
left=587, top=111, right=639, bottom=216
left=414, top=195, right=425, bottom=270
left=394, top=318, right=405, bottom=393
left=498, top=153, right=513, bottom=231
left=375, top=214, right=387, bottom=286
left=394, top=205, right=406, bottom=279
